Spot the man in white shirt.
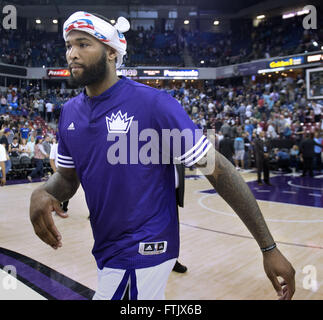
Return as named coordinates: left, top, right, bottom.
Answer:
left=0, top=144, right=7, bottom=186
left=312, top=101, right=322, bottom=123
left=245, top=104, right=253, bottom=118
left=267, top=121, right=278, bottom=139
left=45, top=101, right=54, bottom=123
left=33, top=99, right=39, bottom=113
left=38, top=98, right=45, bottom=119
left=27, top=135, right=36, bottom=158
left=208, top=100, right=215, bottom=113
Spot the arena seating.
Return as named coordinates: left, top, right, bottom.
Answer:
left=0, top=14, right=321, bottom=68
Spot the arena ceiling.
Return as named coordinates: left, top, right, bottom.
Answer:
left=0, top=0, right=277, bottom=12
left=3, top=0, right=320, bottom=16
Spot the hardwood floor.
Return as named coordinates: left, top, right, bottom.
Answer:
left=0, top=170, right=322, bottom=300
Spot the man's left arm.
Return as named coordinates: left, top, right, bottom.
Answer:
left=196, top=146, right=296, bottom=299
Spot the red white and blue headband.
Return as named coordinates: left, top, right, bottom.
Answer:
left=63, top=11, right=130, bottom=69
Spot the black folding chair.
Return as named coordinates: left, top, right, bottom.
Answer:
left=20, top=156, right=32, bottom=178
left=10, top=157, right=21, bottom=179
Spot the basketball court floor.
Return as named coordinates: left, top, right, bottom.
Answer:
left=0, top=169, right=322, bottom=300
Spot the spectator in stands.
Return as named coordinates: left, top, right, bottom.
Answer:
left=244, top=119, right=254, bottom=140
left=42, top=135, right=52, bottom=156
left=0, top=128, right=12, bottom=174
left=294, top=121, right=305, bottom=145
left=256, top=121, right=263, bottom=136
left=290, top=145, right=300, bottom=175
left=274, top=148, right=291, bottom=173
left=9, top=137, right=20, bottom=158
left=33, top=98, right=39, bottom=114
left=237, top=102, right=246, bottom=125
left=313, top=131, right=322, bottom=173
left=220, top=121, right=231, bottom=138
left=245, top=104, right=253, bottom=119
left=234, top=133, right=245, bottom=171
left=27, top=136, right=49, bottom=182
left=266, top=120, right=278, bottom=139
left=0, top=143, right=7, bottom=186
left=299, top=133, right=322, bottom=177
left=219, top=134, right=234, bottom=164
left=6, top=126, right=15, bottom=144
left=45, top=100, right=54, bottom=123
left=0, top=95, right=7, bottom=113
left=53, top=102, right=62, bottom=123
left=0, top=128, right=10, bottom=151
left=283, top=123, right=292, bottom=139
left=209, top=130, right=221, bottom=151
left=254, top=131, right=271, bottom=186
left=197, top=112, right=206, bottom=130
left=243, top=132, right=251, bottom=169
left=0, top=95, right=7, bottom=106
left=277, top=115, right=286, bottom=136
left=312, top=101, right=322, bottom=123
left=208, top=99, right=215, bottom=113
left=27, top=135, right=35, bottom=158
left=19, top=138, right=31, bottom=158
left=38, top=97, right=45, bottom=119
left=20, top=122, right=30, bottom=140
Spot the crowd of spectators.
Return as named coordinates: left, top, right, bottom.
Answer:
left=0, top=25, right=186, bottom=67
left=1, top=73, right=322, bottom=184
left=0, top=15, right=321, bottom=68
left=187, top=15, right=322, bottom=68
left=0, top=83, right=80, bottom=123
left=162, top=74, right=323, bottom=174
left=0, top=28, right=66, bottom=67
left=0, top=83, right=78, bottom=182
left=124, top=26, right=185, bottom=66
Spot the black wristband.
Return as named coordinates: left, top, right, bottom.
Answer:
left=261, top=243, right=277, bottom=252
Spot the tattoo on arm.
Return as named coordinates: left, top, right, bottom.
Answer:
left=43, top=169, right=80, bottom=202
left=197, top=149, right=274, bottom=248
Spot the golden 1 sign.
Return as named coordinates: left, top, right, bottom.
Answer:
left=269, top=57, right=304, bottom=69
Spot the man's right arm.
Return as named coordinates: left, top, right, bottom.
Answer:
left=29, top=167, right=80, bottom=249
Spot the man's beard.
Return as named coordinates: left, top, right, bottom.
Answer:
left=68, top=50, right=108, bottom=88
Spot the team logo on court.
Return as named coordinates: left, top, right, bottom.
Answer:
left=138, top=241, right=168, bottom=255
left=106, top=110, right=134, bottom=134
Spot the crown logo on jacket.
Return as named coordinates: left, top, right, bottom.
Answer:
left=106, top=110, right=134, bottom=134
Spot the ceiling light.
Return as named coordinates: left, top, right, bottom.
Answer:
left=256, top=15, right=265, bottom=20
left=297, top=9, right=310, bottom=16
left=282, top=13, right=295, bottom=19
